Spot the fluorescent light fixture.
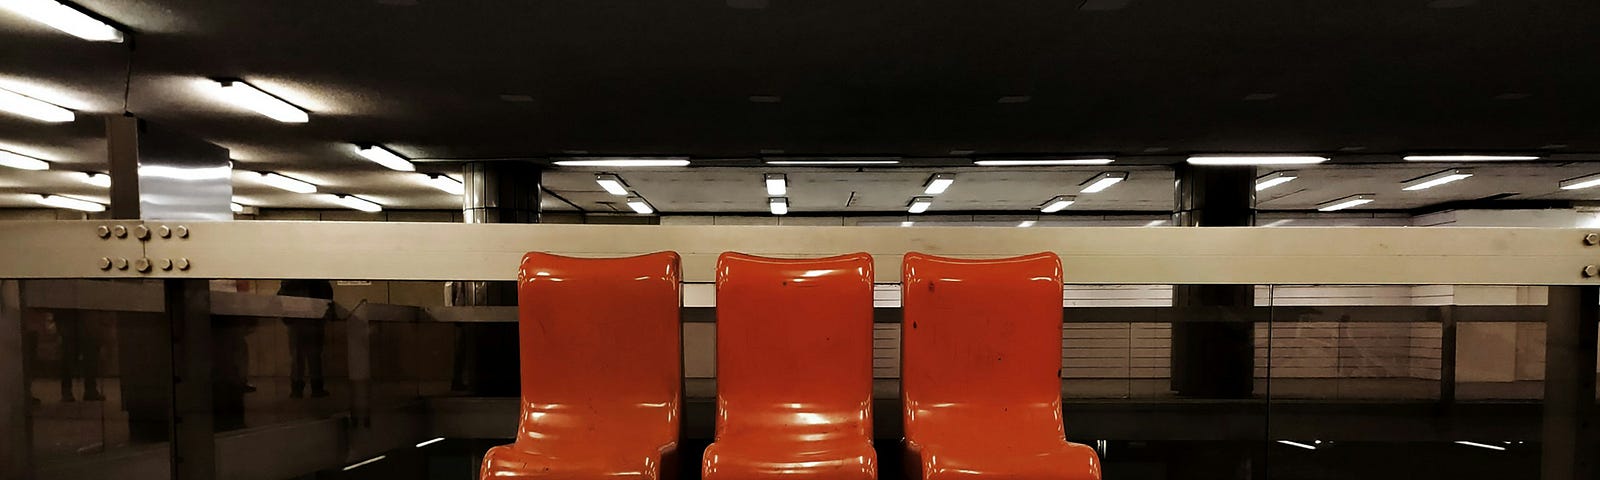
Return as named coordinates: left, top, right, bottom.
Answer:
left=0, top=149, right=50, bottom=170
left=213, top=80, right=309, bottom=123
left=1401, top=168, right=1473, bottom=191
left=0, top=86, right=74, bottom=122
left=625, top=196, right=654, bottom=214
left=1454, top=441, right=1506, bottom=451
left=0, top=0, right=124, bottom=42
left=248, top=171, right=317, bottom=193
left=764, top=157, right=900, bottom=166
left=1403, top=155, right=1539, bottom=162
left=355, top=144, right=415, bottom=171
left=1559, top=173, right=1600, bottom=190
left=924, top=173, right=955, bottom=195
left=1187, top=155, right=1328, bottom=166
left=765, top=173, right=786, bottom=195
left=415, top=437, right=445, bottom=448
left=343, top=455, right=387, bottom=471
left=973, top=158, right=1115, bottom=166
left=899, top=221, right=914, bottom=227
left=139, top=165, right=232, bottom=181
left=1318, top=194, right=1375, bottom=212
left=1277, top=440, right=1317, bottom=451
left=327, top=194, right=382, bottom=213
left=230, top=202, right=245, bottom=213
left=1255, top=171, right=1298, bottom=191
left=1079, top=172, right=1128, bottom=193
left=1017, top=220, right=1036, bottom=228
left=554, top=158, right=690, bottom=167
left=907, top=196, right=934, bottom=214
left=32, top=194, right=103, bottom=212
left=594, top=173, right=629, bottom=195
left=423, top=173, right=463, bottom=195
left=769, top=197, right=788, bottom=215
left=78, top=171, right=109, bottom=187
left=1144, top=219, right=1169, bottom=227
left=1040, top=195, right=1076, bottom=213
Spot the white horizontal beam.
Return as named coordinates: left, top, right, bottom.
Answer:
left=0, top=221, right=1596, bottom=285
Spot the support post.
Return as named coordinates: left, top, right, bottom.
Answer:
left=167, top=280, right=215, bottom=480
left=1541, top=286, right=1597, bottom=480
left=0, top=280, right=28, bottom=480
left=1170, top=165, right=1257, bottom=398
left=455, top=161, right=542, bottom=396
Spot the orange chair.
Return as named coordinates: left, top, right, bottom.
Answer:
left=480, top=252, right=683, bottom=480
left=900, top=252, right=1102, bottom=480
left=702, top=253, right=878, bottom=480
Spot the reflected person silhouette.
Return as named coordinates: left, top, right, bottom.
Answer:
left=277, top=280, right=333, bottom=398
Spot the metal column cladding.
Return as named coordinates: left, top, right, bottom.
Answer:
left=1170, top=165, right=1258, bottom=399
left=458, top=161, right=542, bottom=396
left=107, top=118, right=233, bottom=222
left=462, top=161, right=542, bottom=224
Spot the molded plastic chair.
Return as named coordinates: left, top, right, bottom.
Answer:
left=480, top=251, right=683, bottom=480
left=900, top=252, right=1102, bottom=480
left=702, top=252, right=878, bottom=480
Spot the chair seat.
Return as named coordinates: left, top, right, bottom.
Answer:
left=482, top=443, right=675, bottom=480
left=703, top=436, right=876, bottom=480
left=912, top=440, right=1099, bottom=480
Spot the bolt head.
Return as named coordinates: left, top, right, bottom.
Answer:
left=114, top=258, right=129, bottom=270
left=160, top=258, right=173, bottom=271
left=176, top=258, right=190, bottom=271
left=96, top=226, right=111, bottom=238
left=98, top=257, right=112, bottom=270
left=1585, top=265, right=1599, bottom=278
left=134, top=225, right=150, bottom=240
left=111, top=225, right=127, bottom=238
left=157, top=225, right=171, bottom=238
left=1586, top=233, right=1599, bottom=246
left=134, top=258, right=151, bottom=273
left=175, top=225, right=189, bottom=238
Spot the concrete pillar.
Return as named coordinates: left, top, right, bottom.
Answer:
left=1541, top=286, right=1597, bottom=480
left=456, top=161, right=541, bottom=396
left=0, top=280, right=28, bottom=480
left=1170, top=165, right=1256, bottom=398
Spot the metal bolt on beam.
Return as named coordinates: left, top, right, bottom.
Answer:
left=158, top=225, right=171, bottom=238
left=176, top=258, right=190, bottom=271
left=1584, top=265, right=1599, bottom=278
left=1585, top=233, right=1599, bottom=246
left=112, top=225, right=127, bottom=238
left=96, top=225, right=110, bottom=238
left=160, top=258, right=173, bottom=271
left=134, top=225, right=150, bottom=240
left=134, top=258, right=151, bottom=273
left=114, top=258, right=129, bottom=270
left=98, top=257, right=112, bottom=270
left=175, top=225, right=189, bottom=238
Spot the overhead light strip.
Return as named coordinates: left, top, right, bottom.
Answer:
left=768, top=197, right=788, bottom=215
left=325, top=194, right=382, bottom=213
left=764, top=157, right=900, bottom=166
left=1401, top=168, right=1473, bottom=191
left=764, top=173, right=786, bottom=195
left=212, top=80, right=309, bottom=123
left=1276, top=440, right=1317, bottom=451
left=1040, top=195, right=1076, bottom=213
left=77, top=171, right=109, bottom=187
left=907, top=196, right=933, bottom=214
left=1079, top=172, right=1127, bottom=193
left=246, top=171, right=318, bottom=193
left=555, top=158, right=690, bottom=167
left=0, top=149, right=50, bottom=170
left=1453, top=441, right=1506, bottom=451
left=422, top=174, right=463, bottom=195
left=594, top=173, right=629, bottom=195
left=0, top=86, right=74, bottom=122
left=1318, top=194, right=1375, bottom=212
left=1188, top=155, right=1328, bottom=166
left=0, top=0, right=124, bottom=42
left=1255, top=171, right=1298, bottom=191
left=974, top=158, right=1115, bottom=166
left=923, top=173, right=955, bottom=195
left=625, top=196, right=654, bottom=214
left=1559, top=173, right=1600, bottom=191
left=1403, top=155, right=1539, bottom=162
left=32, top=193, right=104, bottom=212
left=355, top=144, right=415, bottom=171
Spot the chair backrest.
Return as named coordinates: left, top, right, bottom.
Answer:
left=714, top=252, right=875, bottom=436
left=516, top=251, right=682, bottom=412
left=901, top=252, right=1065, bottom=410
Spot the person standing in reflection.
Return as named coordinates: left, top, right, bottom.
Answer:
left=278, top=280, right=333, bottom=398
left=55, top=310, right=104, bottom=402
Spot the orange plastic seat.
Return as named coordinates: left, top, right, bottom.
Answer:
left=702, top=253, right=878, bottom=480
left=480, top=252, right=683, bottom=480
left=900, top=252, right=1102, bottom=480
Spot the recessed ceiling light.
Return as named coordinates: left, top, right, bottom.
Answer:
left=1079, top=0, right=1132, bottom=10
left=748, top=95, right=782, bottom=103
left=77, top=171, right=109, bottom=187
left=422, top=173, right=463, bottom=195
left=764, top=173, right=786, bottom=196
left=326, top=194, right=382, bottom=213
left=1187, top=155, right=1329, bottom=166
left=768, top=197, right=788, bottom=215
left=0, top=149, right=50, bottom=170
left=211, top=79, right=309, bottom=123
left=497, top=94, right=534, bottom=102
left=32, top=193, right=103, bottom=212
left=1040, top=195, right=1076, bottom=213
left=907, top=196, right=934, bottom=214
left=997, top=95, right=1032, bottom=104
left=900, top=221, right=914, bottom=227
left=1559, top=173, right=1600, bottom=191
left=1255, top=171, right=1298, bottom=191
left=1401, top=168, right=1473, bottom=191
left=1318, top=194, right=1375, bottom=212
left=923, top=173, right=955, bottom=195
left=595, top=173, right=629, bottom=195
left=1017, top=220, right=1037, bottom=227
left=1079, top=172, right=1127, bottom=193
left=0, top=0, right=124, bottom=42
left=763, top=157, right=899, bottom=166
left=1401, top=154, right=1539, bottom=162
left=355, top=144, right=415, bottom=171
left=625, top=196, right=654, bottom=214
left=974, top=158, right=1115, bottom=166
left=246, top=171, right=318, bottom=193
left=1242, top=93, right=1279, bottom=101
left=555, top=158, right=690, bottom=167
left=0, top=85, right=74, bottom=122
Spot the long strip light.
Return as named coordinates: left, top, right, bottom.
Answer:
left=212, top=80, right=309, bottom=123
left=0, top=86, right=74, bottom=122
left=1079, top=172, right=1127, bottom=193
left=0, top=0, right=124, bottom=42
left=77, top=171, right=109, bottom=187
left=1040, top=195, right=1076, bottom=213
left=554, top=158, right=690, bottom=167
left=764, top=157, right=900, bottom=166
left=326, top=194, right=382, bottom=213
left=247, top=171, right=317, bottom=193
left=907, top=196, right=934, bottom=214
left=1277, top=440, right=1317, bottom=451
left=0, top=149, right=50, bottom=170
left=1454, top=441, right=1506, bottom=451
left=32, top=194, right=104, bottom=212
left=1401, top=168, right=1473, bottom=191
left=1559, top=173, right=1600, bottom=190
left=626, top=196, right=654, bottom=214
left=355, top=144, right=415, bottom=171
left=139, top=164, right=232, bottom=181
left=343, top=455, right=387, bottom=471
left=595, top=173, right=629, bottom=195
left=924, top=173, right=955, bottom=195
left=1188, top=155, right=1328, bottom=166
left=1255, top=171, right=1298, bottom=191
left=415, top=437, right=446, bottom=448
left=765, top=173, right=786, bottom=195
left=422, top=173, right=463, bottom=195
left=974, top=158, right=1115, bottom=166
left=769, top=197, right=788, bottom=215
left=1318, top=194, right=1375, bottom=212
left=1403, top=155, right=1539, bottom=162
left=1017, top=220, right=1037, bottom=227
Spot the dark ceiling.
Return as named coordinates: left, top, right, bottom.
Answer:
left=3, top=0, right=1600, bottom=173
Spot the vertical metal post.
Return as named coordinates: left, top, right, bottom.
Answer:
left=0, top=280, right=29, bottom=480
left=1439, top=305, right=1457, bottom=404
left=167, top=280, right=215, bottom=480
left=455, top=162, right=541, bottom=396
left=106, top=115, right=142, bottom=220
left=1171, top=164, right=1257, bottom=398
left=1542, top=286, right=1598, bottom=480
